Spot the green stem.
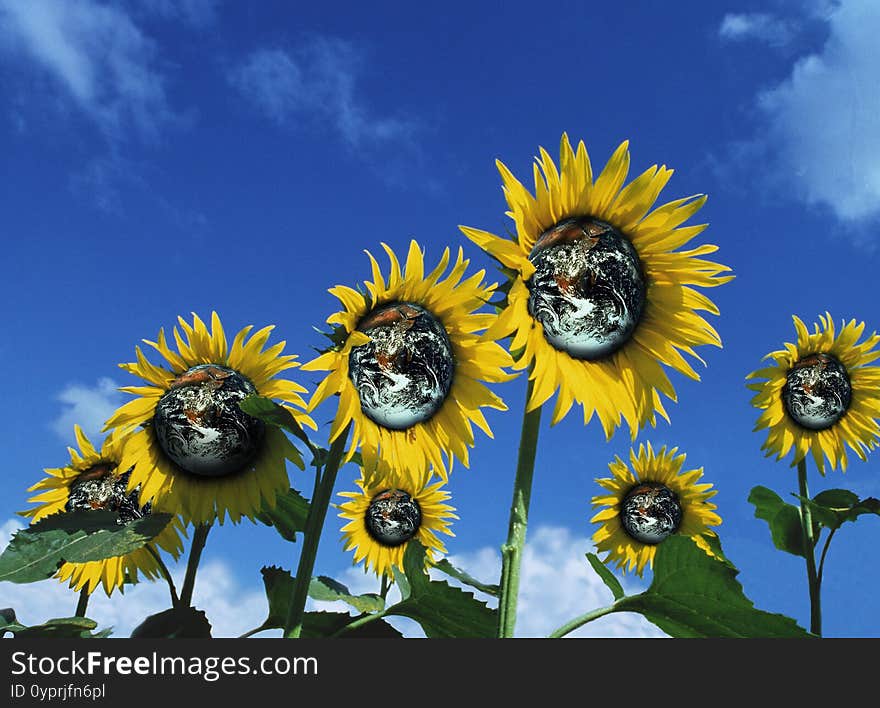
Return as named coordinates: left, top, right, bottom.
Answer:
left=179, top=524, right=211, bottom=608
left=74, top=588, right=89, bottom=618
left=329, top=611, right=386, bottom=638
left=284, top=422, right=351, bottom=638
left=238, top=624, right=269, bottom=639
left=548, top=605, right=616, bottom=638
left=497, top=377, right=542, bottom=638
left=380, top=574, right=390, bottom=601
left=797, top=458, right=821, bottom=636
left=145, top=544, right=180, bottom=607
left=817, top=527, right=837, bottom=589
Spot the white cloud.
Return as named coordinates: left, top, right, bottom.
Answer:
left=0, top=0, right=174, bottom=140
left=230, top=37, right=416, bottom=149
left=719, top=12, right=798, bottom=47
left=742, top=0, right=880, bottom=223
left=50, top=377, right=123, bottom=443
left=1, top=523, right=664, bottom=638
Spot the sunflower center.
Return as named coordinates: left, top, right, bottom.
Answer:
left=66, top=467, right=150, bottom=524
left=620, top=482, right=682, bottom=545
left=365, top=488, right=422, bottom=547
left=153, top=364, right=265, bottom=478
left=348, top=302, right=455, bottom=430
left=782, top=353, right=852, bottom=431
left=526, top=217, right=646, bottom=360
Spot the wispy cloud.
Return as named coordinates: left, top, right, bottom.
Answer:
left=718, top=12, right=798, bottom=47
left=230, top=37, right=416, bottom=150
left=49, top=377, right=123, bottom=443
left=0, top=0, right=177, bottom=142
left=127, top=0, right=220, bottom=29
left=717, top=1, right=880, bottom=229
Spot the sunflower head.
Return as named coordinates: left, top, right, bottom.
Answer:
left=104, top=311, right=316, bottom=525
left=747, top=313, right=880, bottom=474
left=338, top=462, right=457, bottom=579
left=21, top=425, right=185, bottom=596
left=460, top=133, right=733, bottom=438
left=302, top=240, right=514, bottom=482
left=591, top=442, right=721, bottom=576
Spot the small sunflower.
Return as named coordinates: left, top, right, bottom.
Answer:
left=338, top=463, right=456, bottom=579
left=21, top=426, right=185, bottom=596
left=591, top=442, right=721, bottom=576
left=460, top=134, right=733, bottom=438
left=104, top=312, right=315, bottom=525
left=747, top=313, right=880, bottom=474
left=302, top=240, right=513, bottom=481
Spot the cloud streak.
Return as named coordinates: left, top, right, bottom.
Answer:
left=0, top=0, right=176, bottom=141
left=718, top=13, right=798, bottom=47
left=230, top=37, right=416, bottom=150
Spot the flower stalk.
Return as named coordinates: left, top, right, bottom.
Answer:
left=179, top=524, right=211, bottom=608
left=797, top=458, right=822, bottom=635
left=497, top=376, right=542, bottom=638
left=284, top=422, right=351, bottom=638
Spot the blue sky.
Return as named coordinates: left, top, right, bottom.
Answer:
left=1, top=0, right=879, bottom=638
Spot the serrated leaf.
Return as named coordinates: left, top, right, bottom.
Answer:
left=612, top=535, right=811, bottom=638
left=308, top=576, right=384, bottom=613
left=301, top=612, right=403, bottom=638
left=431, top=558, right=499, bottom=597
left=586, top=553, right=625, bottom=601
left=239, top=396, right=312, bottom=450
left=259, top=565, right=296, bottom=630
left=255, top=488, right=310, bottom=542
left=130, top=607, right=212, bottom=638
left=0, top=511, right=172, bottom=583
left=384, top=541, right=496, bottom=638
left=748, top=486, right=805, bottom=557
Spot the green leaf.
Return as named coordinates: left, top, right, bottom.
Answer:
left=239, top=396, right=312, bottom=449
left=1, top=612, right=108, bottom=639
left=259, top=565, right=296, bottom=630
left=254, top=488, right=310, bottom=542
left=308, top=576, right=384, bottom=613
left=748, top=486, right=805, bottom=557
left=612, top=535, right=811, bottom=637
left=430, top=558, right=500, bottom=597
left=384, top=541, right=496, bottom=638
left=585, top=553, right=625, bottom=601
left=130, top=607, right=212, bottom=638
left=796, top=490, right=880, bottom=532
left=301, top=612, right=403, bottom=639
left=0, top=511, right=172, bottom=583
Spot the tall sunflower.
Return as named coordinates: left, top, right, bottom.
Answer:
left=747, top=313, right=880, bottom=474
left=591, top=442, right=721, bottom=576
left=21, top=426, right=185, bottom=596
left=338, top=463, right=456, bottom=579
left=104, top=312, right=315, bottom=525
left=302, top=240, right=513, bottom=481
left=460, top=134, right=733, bottom=437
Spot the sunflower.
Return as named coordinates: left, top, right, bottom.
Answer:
left=460, top=134, right=733, bottom=438
left=338, top=463, right=456, bottom=579
left=104, top=312, right=315, bottom=525
left=746, top=313, right=880, bottom=474
left=21, top=425, right=185, bottom=596
left=301, top=240, right=513, bottom=481
left=591, top=442, right=721, bottom=576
